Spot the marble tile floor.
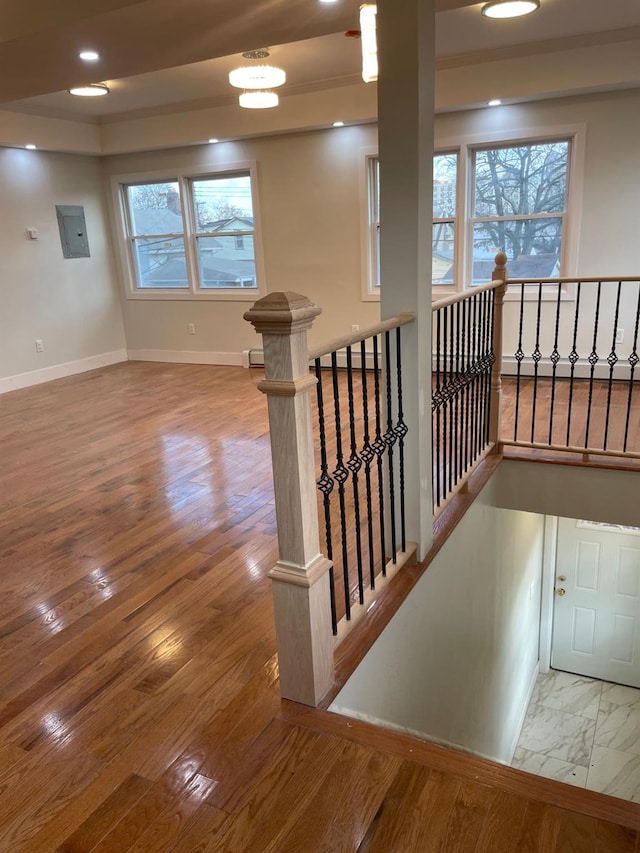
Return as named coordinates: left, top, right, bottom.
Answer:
left=512, top=669, right=640, bottom=803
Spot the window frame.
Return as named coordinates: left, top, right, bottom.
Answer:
left=111, top=161, right=267, bottom=301
left=361, top=124, right=584, bottom=300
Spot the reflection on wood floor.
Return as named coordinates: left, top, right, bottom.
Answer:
left=0, top=362, right=639, bottom=851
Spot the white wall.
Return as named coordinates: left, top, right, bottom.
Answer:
left=0, top=147, right=126, bottom=390
left=99, top=89, right=640, bottom=364
left=102, top=126, right=380, bottom=360
left=331, top=477, right=544, bottom=765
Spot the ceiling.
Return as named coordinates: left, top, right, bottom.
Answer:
left=1, top=0, right=639, bottom=124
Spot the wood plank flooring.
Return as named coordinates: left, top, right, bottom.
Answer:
left=0, top=361, right=639, bottom=852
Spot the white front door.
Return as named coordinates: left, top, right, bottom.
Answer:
left=551, top=518, right=640, bottom=688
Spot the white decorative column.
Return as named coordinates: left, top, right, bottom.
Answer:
left=490, top=252, right=508, bottom=448
left=244, top=292, right=334, bottom=706
left=377, top=0, right=436, bottom=557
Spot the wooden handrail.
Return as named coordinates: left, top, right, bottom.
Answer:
left=505, top=276, right=640, bottom=285
left=308, top=312, right=415, bottom=361
left=431, top=279, right=504, bottom=313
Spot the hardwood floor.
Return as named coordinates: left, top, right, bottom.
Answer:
left=0, top=361, right=639, bottom=852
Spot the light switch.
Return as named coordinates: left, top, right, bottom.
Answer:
left=27, top=227, right=38, bottom=240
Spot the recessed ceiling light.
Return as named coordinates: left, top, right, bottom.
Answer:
left=239, top=91, right=279, bottom=109
left=68, top=83, right=110, bottom=97
left=333, top=121, right=345, bottom=127
left=79, top=50, right=100, bottom=62
left=209, top=138, right=220, bottom=144
left=482, top=0, right=540, bottom=19
left=25, top=144, right=36, bottom=150
left=488, top=99, right=502, bottom=106
left=229, top=66, right=286, bottom=90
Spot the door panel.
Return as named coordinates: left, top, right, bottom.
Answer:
left=551, top=518, right=640, bottom=687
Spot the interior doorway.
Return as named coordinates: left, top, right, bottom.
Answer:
left=551, top=518, right=640, bottom=689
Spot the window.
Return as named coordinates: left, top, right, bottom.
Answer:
left=366, top=152, right=459, bottom=294
left=470, top=140, right=569, bottom=284
left=117, top=166, right=264, bottom=299
left=366, top=135, right=575, bottom=295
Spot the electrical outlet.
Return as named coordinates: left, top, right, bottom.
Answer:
left=351, top=324, right=360, bottom=333
left=616, top=327, right=624, bottom=345
left=35, top=339, right=44, bottom=353
left=187, top=323, right=196, bottom=335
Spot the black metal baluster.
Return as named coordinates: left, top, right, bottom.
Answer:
left=603, top=281, right=622, bottom=451
left=463, top=296, right=471, bottom=473
left=460, top=298, right=468, bottom=474
left=314, top=358, right=337, bottom=635
left=512, top=283, right=525, bottom=442
left=360, top=339, right=376, bottom=590
left=434, top=308, right=442, bottom=509
left=454, top=300, right=461, bottom=485
left=395, top=328, right=408, bottom=553
left=331, top=351, right=351, bottom=621
left=346, top=345, right=364, bottom=605
left=484, top=288, right=495, bottom=445
left=372, top=335, right=387, bottom=575
left=530, top=282, right=544, bottom=444
left=442, top=305, right=450, bottom=499
left=548, top=282, right=563, bottom=445
left=623, top=284, right=640, bottom=452
left=469, top=294, right=478, bottom=464
left=448, top=304, right=455, bottom=494
left=584, top=281, right=602, bottom=449
left=566, top=282, right=582, bottom=447
left=384, top=331, right=398, bottom=564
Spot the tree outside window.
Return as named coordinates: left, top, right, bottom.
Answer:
left=471, top=140, right=569, bottom=283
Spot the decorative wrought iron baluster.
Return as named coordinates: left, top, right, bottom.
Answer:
left=442, top=305, right=450, bottom=500
left=566, top=283, right=582, bottom=446
left=484, top=288, right=496, bottom=446
left=448, top=304, right=455, bottom=494
left=395, top=327, right=408, bottom=552
left=454, top=300, right=461, bottom=485
left=360, top=339, right=376, bottom=589
left=471, top=292, right=480, bottom=460
left=462, top=297, right=470, bottom=474
left=384, top=331, right=398, bottom=564
left=331, top=351, right=351, bottom=621
left=372, top=335, right=387, bottom=575
left=513, top=283, right=526, bottom=442
left=530, top=282, right=544, bottom=444
left=434, top=308, right=442, bottom=509
left=314, top=358, right=337, bottom=635
left=623, top=284, right=640, bottom=452
left=584, top=281, right=602, bottom=449
left=346, top=345, right=364, bottom=605
left=603, top=281, right=622, bottom=450
left=548, top=282, right=563, bottom=445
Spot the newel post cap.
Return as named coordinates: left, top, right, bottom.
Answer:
left=493, top=251, right=508, bottom=283
left=244, top=291, right=322, bottom=335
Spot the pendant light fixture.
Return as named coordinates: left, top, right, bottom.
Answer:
left=230, top=49, right=285, bottom=110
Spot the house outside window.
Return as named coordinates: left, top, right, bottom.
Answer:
left=115, top=165, right=265, bottom=300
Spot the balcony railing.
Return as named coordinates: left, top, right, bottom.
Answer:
left=244, top=257, right=640, bottom=707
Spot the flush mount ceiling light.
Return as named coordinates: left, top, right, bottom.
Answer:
left=239, top=90, right=279, bottom=109
left=229, top=65, right=286, bottom=90
left=481, top=0, right=540, bottom=18
left=79, top=50, right=100, bottom=62
left=359, top=4, right=378, bottom=83
left=68, top=82, right=109, bottom=97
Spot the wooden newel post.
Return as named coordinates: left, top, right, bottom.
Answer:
left=489, top=251, right=508, bottom=449
left=244, top=292, right=334, bottom=706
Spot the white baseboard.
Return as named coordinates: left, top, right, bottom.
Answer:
left=0, top=349, right=128, bottom=395
left=507, top=660, right=540, bottom=765
left=127, top=349, right=244, bottom=367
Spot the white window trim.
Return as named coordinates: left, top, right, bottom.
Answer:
left=110, top=160, right=267, bottom=301
left=455, top=124, right=586, bottom=301
left=361, top=124, right=585, bottom=302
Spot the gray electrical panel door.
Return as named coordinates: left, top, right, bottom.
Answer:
left=56, top=205, right=90, bottom=258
